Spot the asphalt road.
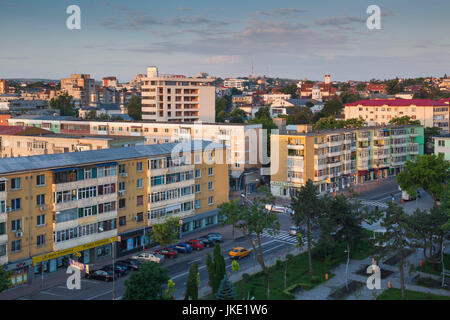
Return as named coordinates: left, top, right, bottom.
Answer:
left=17, top=178, right=410, bottom=300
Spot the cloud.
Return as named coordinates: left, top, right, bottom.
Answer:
left=253, top=8, right=309, bottom=17
left=204, top=55, right=242, bottom=64
left=314, top=16, right=366, bottom=26
left=177, top=6, right=193, bottom=12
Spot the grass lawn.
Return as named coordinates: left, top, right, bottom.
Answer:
left=377, top=288, right=450, bottom=300
left=417, top=254, right=450, bottom=276
left=201, top=234, right=376, bottom=300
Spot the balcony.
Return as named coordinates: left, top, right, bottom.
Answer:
left=314, top=142, right=327, bottom=149
left=287, top=177, right=304, bottom=184
left=54, top=175, right=117, bottom=193
left=54, top=229, right=118, bottom=252
left=287, top=144, right=304, bottom=150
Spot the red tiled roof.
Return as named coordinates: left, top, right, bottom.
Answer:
left=0, top=126, right=29, bottom=135
left=345, top=99, right=447, bottom=107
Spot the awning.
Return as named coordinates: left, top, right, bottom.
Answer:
left=96, top=162, right=118, bottom=167
left=51, top=167, right=78, bottom=173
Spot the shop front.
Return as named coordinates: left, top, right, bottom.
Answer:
left=32, top=236, right=118, bottom=275
left=117, top=228, right=151, bottom=257
left=6, top=258, right=33, bottom=288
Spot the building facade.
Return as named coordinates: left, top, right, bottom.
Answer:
left=141, top=67, right=215, bottom=122
left=270, top=124, right=424, bottom=197
left=60, top=74, right=96, bottom=108
left=434, top=134, right=450, bottom=161
left=344, top=99, right=450, bottom=131
left=0, top=141, right=228, bottom=288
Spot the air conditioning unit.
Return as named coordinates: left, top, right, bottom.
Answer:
left=16, top=231, right=23, bottom=237
left=6, top=207, right=12, bottom=213
left=120, top=173, right=128, bottom=177
left=119, top=190, right=125, bottom=196
left=133, top=216, right=139, bottom=221
left=39, top=205, right=46, bottom=211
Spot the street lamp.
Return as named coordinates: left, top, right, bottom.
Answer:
left=179, top=219, right=183, bottom=240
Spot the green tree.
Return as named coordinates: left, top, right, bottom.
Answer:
left=216, top=96, right=229, bottom=121
left=163, top=279, right=176, bottom=300
left=49, top=92, right=76, bottom=116
left=127, top=95, right=142, bottom=120
left=356, top=83, right=367, bottom=91
left=213, top=243, right=226, bottom=295
left=389, top=116, right=421, bottom=125
left=322, top=98, right=343, bottom=116
left=206, top=253, right=216, bottom=293
left=313, top=116, right=343, bottom=130
left=385, top=79, right=403, bottom=95
left=286, top=107, right=313, bottom=125
left=123, top=262, right=169, bottom=300
left=375, top=203, right=414, bottom=299
left=247, top=106, right=278, bottom=157
left=230, top=108, right=247, bottom=123
left=290, top=179, right=326, bottom=275
left=151, top=216, right=180, bottom=248
left=279, top=84, right=299, bottom=99
left=339, top=91, right=361, bottom=104
left=185, top=263, right=199, bottom=300
left=409, top=207, right=448, bottom=265
left=218, top=186, right=279, bottom=298
left=343, top=117, right=366, bottom=128
left=397, top=154, right=450, bottom=205
left=215, top=276, right=237, bottom=300
left=0, top=264, right=10, bottom=293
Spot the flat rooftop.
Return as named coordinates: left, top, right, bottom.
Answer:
left=0, top=140, right=224, bottom=174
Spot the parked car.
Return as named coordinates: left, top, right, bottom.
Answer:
left=131, top=252, right=165, bottom=264
left=102, top=264, right=128, bottom=277
left=154, top=247, right=178, bottom=259
left=228, top=247, right=251, bottom=260
left=116, top=259, right=139, bottom=271
left=85, top=269, right=113, bottom=282
left=197, top=237, right=214, bottom=248
left=187, top=239, right=204, bottom=251
left=205, top=233, right=223, bottom=243
left=289, top=226, right=301, bottom=236
left=170, top=243, right=193, bottom=253
left=266, top=204, right=293, bottom=215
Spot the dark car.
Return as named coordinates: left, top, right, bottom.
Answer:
left=102, top=264, right=128, bottom=277
left=169, top=243, right=193, bottom=253
left=116, top=260, right=139, bottom=271
left=154, top=248, right=178, bottom=259
left=205, top=233, right=223, bottom=243
left=197, top=237, right=214, bottom=247
left=85, top=269, right=113, bottom=282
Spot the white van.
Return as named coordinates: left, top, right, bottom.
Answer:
left=265, top=204, right=294, bottom=215
left=289, top=226, right=301, bottom=236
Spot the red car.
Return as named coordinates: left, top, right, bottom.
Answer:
left=154, top=248, right=178, bottom=259
left=187, top=239, right=204, bottom=251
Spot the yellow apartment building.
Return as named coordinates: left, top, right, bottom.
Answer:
left=0, top=141, right=228, bottom=288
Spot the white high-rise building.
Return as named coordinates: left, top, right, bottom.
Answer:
left=141, top=67, right=215, bottom=122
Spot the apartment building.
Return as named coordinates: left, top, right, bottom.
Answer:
left=0, top=126, right=145, bottom=158
left=344, top=99, right=450, bottom=131
left=6, top=117, right=264, bottom=191
left=223, top=78, right=247, bottom=90
left=0, top=141, right=228, bottom=287
left=141, top=67, right=215, bottom=122
left=434, top=134, right=450, bottom=161
left=0, top=79, right=9, bottom=94
left=270, top=124, right=424, bottom=197
left=60, top=74, right=96, bottom=108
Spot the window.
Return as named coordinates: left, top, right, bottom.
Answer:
left=137, top=179, right=143, bottom=189
left=119, top=216, right=126, bottom=226
left=37, top=234, right=45, bottom=247
left=195, top=169, right=201, bottom=178
left=36, top=174, right=45, bottom=186
left=195, top=199, right=201, bottom=209
left=37, top=214, right=45, bottom=226
left=136, top=212, right=144, bottom=222
left=11, top=219, right=21, bottom=232
left=0, top=222, right=5, bottom=235
left=0, top=180, right=5, bottom=192
left=119, top=198, right=126, bottom=209
left=208, top=167, right=213, bottom=176
left=11, top=240, right=21, bottom=252
left=0, top=200, right=5, bottom=213
left=0, top=243, right=5, bottom=257
left=208, top=196, right=214, bottom=205
left=208, top=181, right=214, bottom=191
left=119, top=164, right=126, bottom=174
left=151, top=175, right=165, bottom=186
left=36, top=194, right=45, bottom=206
left=11, top=178, right=20, bottom=190
left=119, top=182, right=126, bottom=192
left=137, top=195, right=143, bottom=206
left=438, top=140, right=445, bottom=147
left=137, top=162, right=143, bottom=172
left=11, top=198, right=21, bottom=211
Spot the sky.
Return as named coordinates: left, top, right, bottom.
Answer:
left=0, top=0, right=449, bottom=82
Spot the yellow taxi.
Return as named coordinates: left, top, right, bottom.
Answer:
left=228, top=247, right=251, bottom=259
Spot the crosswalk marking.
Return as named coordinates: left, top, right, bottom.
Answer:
left=260, top=230, right=298, bottom=245
left=352, top=199, right=388, bottom=209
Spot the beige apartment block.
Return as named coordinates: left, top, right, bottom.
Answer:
left=141, top=67, right=215, bottom=122
left=344, top=99, right=449, bottom=132
left=60, top=74, right=96, bottom=108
